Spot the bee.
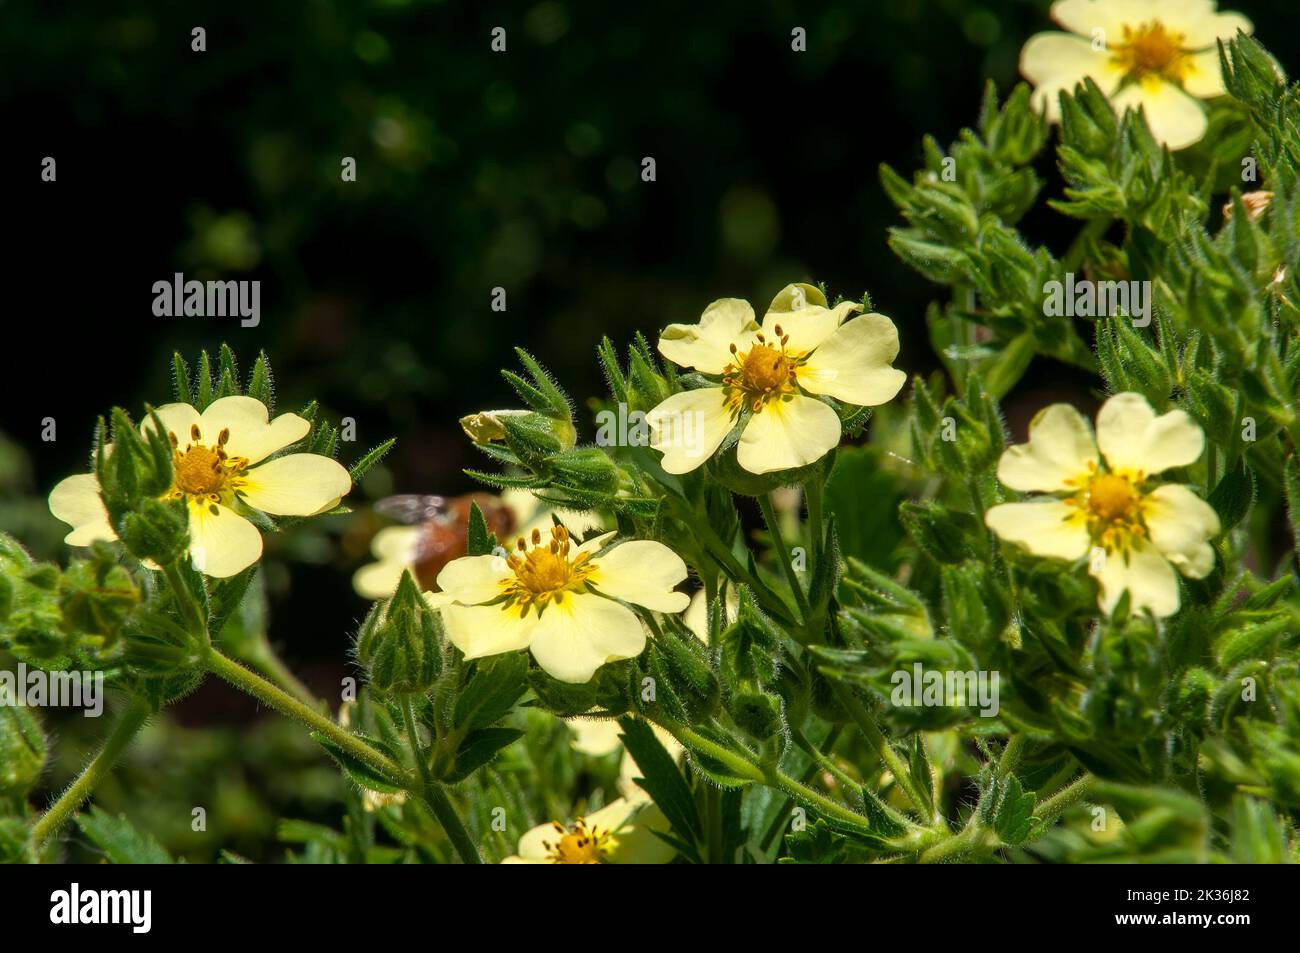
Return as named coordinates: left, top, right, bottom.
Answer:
left=373, top=493, right=516, bottom=590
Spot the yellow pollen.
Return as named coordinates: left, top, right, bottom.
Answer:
left=545, top=819, right=608, bottom=864
left=502, top=525, right=595, bottom=614
left=1086, top=472, right=1139, bottom=523
left=722, top=328, right=799, bottom=413
left=173, top=445, right=228, bottom=496
left=741, top=343, right=792, bottom=392
left=1066, top=468, right=1147, bottom=552
left=1113, top=21, right=1190, bottom=83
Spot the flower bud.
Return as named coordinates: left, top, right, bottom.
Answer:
left=97, top=408, right=174, bottom=528
left=643, top=630, right=719, bottom=721
left=356, top=570, right=444, bottom=695
left=729, top=683, right=784, bottom=740
left=117, top=498, right=190, bottom=566
left=549, top=447, right=620, bottom=495
left=59, top=546, right=141, bottom=644
left=460, top=409, right=530, bottom=444
left=1222, top=190, right=1273, bottom=222
left=0, top=819, right=35, bottom=864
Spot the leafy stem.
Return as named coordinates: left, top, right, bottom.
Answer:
left=401, top=696, right=483, bottom=865
left=832, top=683, right=936, bottom=824
left=759, top=492, right=810, bottom=626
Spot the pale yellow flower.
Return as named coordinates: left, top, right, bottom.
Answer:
left=428, top=524, right=689, bottom=683
left=646, top=283, right=905, bottom=476
left=502, top=797, right=675, bottom=864
left=49, top=396, right=351, bottom=578
left=352, top=489, right=605, bottom=599
left=985, top=392, right=1220, bottom=618
left=1021, top=0, right=1253, bottom=150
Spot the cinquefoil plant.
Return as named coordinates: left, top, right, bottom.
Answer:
left=3, top=17, right=1299, bottom=865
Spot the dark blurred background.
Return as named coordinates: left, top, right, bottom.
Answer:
left=1, top=0, right=1295, bottom=856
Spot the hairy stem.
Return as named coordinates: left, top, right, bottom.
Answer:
left=401, top=696, right=483, bottom=865
left=205, top=648, right=401, bottom=783
left=32, top=698, right=152, bottom=848
left=833, top=684, right=935, bottom=823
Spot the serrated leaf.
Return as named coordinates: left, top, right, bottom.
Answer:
left=76, top=807, right=174, bottom=864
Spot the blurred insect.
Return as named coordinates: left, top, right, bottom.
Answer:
left=374, top=493, right=516, bottom=590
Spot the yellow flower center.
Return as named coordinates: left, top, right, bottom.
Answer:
left=173, top=445, right=227, bottom=496
left=167, top=425, right=248, bottom=505
left=544, top=819, right=609, bottom=864
left=723, top=328, right=800, bottom=413
left=1086, top=472, right=1139, bottom=523
left=1113, top=21, right=1190, bottom=83
left=502, top=525, right=595, bottom=615
left=1067, top=466, right=1147, bottom=552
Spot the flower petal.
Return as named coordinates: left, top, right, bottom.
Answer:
left=985, top=500, right=1091, bottom=561
left=1021, top=32, right=1124, bottom=122
left=1181, top=48, right=1227, bottom=98
left=587, top=798, right=675, bottom=864
left=646, top=387, right=736, bottom=475
left=199, top=396, right=311, bottom=464
left=1091, top=536, right=1180, bottom=618
left=797, top=313, right=906, bottom=407
left=352, top=559, right=412, bottom=600
left=588, top=540, right=690, bottom=613
left=514, top=821, right=560, bottom=862
left=568, top=715, right=624, bottom=756
left=188, top=501, right=263, bottom=578
left=1157, top=0, right=1252, bottom=48
left=760, top=297, right=861, bottom=357
left=1050, top=0, right=1157, bottom=38
left=371, top=525, right=420, bottom=561
left=237, top=454, right=352, bottom=516
left=1096, top=392, right=1204, bottom=475
left=657, top=298, right=757, bottom=374
left=737, top=393, right=841, bottom=475
left=147, top=403, right=202, bottom=445
left=1110, top=79, right=1208, bottom=151
left=1143, top=484, right=1220, bottom=579
left=432, top=554, right=512, bottom=605
left=528, top=592, right=646, bottom=684
left=440, top=602, right=537, bottom=660
left=996, top=403, right=1099, bottom=493
left=49, top=474, right=118, bottom=545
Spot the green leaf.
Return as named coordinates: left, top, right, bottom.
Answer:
left=825, top=447, right=904, bottom=570
left=310, top=732, right=405, bottom=794
left=349, top=438, right=396, bottom=483
left=76, top=807, right=174, bottom=864
left=453, top=653, right=528, bottom=731
left=466, top=501, right=495, bottom=556
left=247, top=351, right=275, bottom=411
left=446, top=727, right=524, bottom=782
left=617, top=717, right=702, bottom=843
left=983, top=775, right=1035, bottom=846
left=1207, top=460, right=1255, bottom=529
